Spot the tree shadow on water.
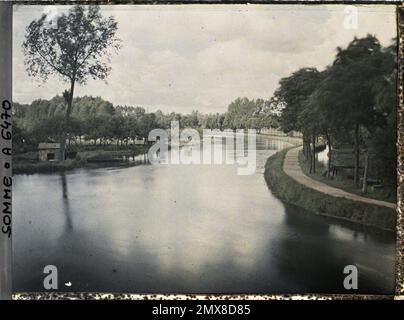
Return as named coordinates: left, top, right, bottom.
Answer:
left=60, top=173, right=73, bottom=231
left=273, top=204, right=392, bottom=294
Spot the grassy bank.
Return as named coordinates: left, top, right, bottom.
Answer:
left=13, top=145, right=149, bottom=175
left=298, top=151, right=396, bottom=203
left=264, top=148, right=396, bottom=231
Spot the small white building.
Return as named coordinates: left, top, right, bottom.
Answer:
left=38, top=143, right=61, bottom=161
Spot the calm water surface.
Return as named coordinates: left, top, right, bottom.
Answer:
left=13, top=136, right=395, bottom=294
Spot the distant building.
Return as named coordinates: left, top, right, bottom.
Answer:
left=38, top=143, right=62, bottom=161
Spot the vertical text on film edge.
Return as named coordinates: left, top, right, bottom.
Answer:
left=2, top=99, right=12, bottom=238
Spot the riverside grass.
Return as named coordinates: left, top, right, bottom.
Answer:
left=264, top=148, right=396, bottom=231
left=13, top=145, right=149, bottom=174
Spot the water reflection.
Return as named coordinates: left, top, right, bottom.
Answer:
left=274, top=205, right=395, bottom=293
left=61, top=173, right=73, bottom=231
left=122, top=153, right=150, bottom=165
left=274, top=206, right=347, bottom=293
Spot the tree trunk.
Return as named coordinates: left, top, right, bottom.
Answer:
left=303, top=134, right=310, bottom=160
left=353, top=124, right=360, bottom=187
left=308, top=140, right=313, bottom=173
left=60, top=79, right=75, bottom=161
left=312, top=135, right=316, bottom=174
left=362, top=151, right=369, bottom=194
left=325, top=131, right=332, bottom=178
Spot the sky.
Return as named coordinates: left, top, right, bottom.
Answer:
left=12, top=4, right=397, bottom=114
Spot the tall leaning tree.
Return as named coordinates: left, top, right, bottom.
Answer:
left=23, top=5, right=121, bottom=160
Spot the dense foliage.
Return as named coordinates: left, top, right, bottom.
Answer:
left=271, top=35, right=397, bottom=191
left=13, top=96, right=279, bottom=153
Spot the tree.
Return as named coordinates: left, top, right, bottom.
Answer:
left=228, top=98, right=266, bottom=131
left=137, top=113, right=157, bottom=144
left=23, top=5, right=121, bottom=160
left=272, top=68, right=321, bottom=132
left=365, top=40, right=397, bottom=192
left=297, top=102, right=320, bottom=173
left=304, top=68, right=343, bottom=176
left=324, top=35, right=388, bottom=186
left=271, top=68, right=322, bottom=161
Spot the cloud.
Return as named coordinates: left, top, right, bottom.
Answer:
left=13, top=4, right=396, bottom=113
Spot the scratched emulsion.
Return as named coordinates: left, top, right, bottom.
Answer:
left=12, top=135, right=395, bottom=295
left=396, top=5, right=404, bottom=298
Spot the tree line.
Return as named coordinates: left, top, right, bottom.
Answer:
left=20, top=5, right=280, bottom=160
left=13, top=95, right=280, bottom=153
left=271, top=35, right=396, bottom=191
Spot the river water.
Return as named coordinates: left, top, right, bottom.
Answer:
left=13, top=136, right=395, bottom=294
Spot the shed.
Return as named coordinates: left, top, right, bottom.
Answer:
left=38, top=143, right=62, bottom=161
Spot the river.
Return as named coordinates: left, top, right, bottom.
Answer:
left=13, top=135, right=395, bottom=294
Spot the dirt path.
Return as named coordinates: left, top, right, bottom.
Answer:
left=283, top=146, right=396, bottom=209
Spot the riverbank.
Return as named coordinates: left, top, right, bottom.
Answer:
left=13, top=133, right=297, bottom=175
left=264, top=148, right=396, bottom=231
left=13, top=145, right=150, bottom=174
